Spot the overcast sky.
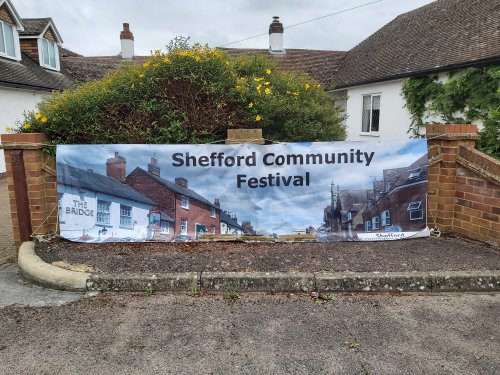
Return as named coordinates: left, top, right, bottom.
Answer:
left=14, top=0, right=435, bottom=56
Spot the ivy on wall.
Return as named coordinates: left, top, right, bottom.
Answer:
left=401, top=66, right=500, bottom=158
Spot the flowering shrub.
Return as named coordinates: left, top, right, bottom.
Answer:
left=17, top=38, right=345, bottom=146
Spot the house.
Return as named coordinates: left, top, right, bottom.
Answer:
left=122, top=155, right=221, bottom=240
left=323, top=184, right=367, bottom=239
left=57, top=162, right=157, bottom=242
left=0, top=0, right=75, bottom=174
left=214, top=198, right=244, bottom=235
left=331, top=0, right=500, bottom=140
left=362, top=155, right=428, bottom=233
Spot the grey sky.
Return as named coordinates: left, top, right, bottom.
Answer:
left=15, top=0, right=434, bottom=56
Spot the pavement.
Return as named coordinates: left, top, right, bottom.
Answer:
left=1, top=177, right=500, bottom=295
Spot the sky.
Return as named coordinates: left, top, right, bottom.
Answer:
left=58, top=140, right=427, bottom=235
left=14, top=0, right=435, bottom=56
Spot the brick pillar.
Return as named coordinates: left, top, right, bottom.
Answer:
left=1, top=133, right=57, bottom=250
left=226, top=129, right=265, bottom=144
left=426, top=124, right=478, bottom=234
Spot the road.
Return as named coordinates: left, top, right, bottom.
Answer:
left=1, top=291, right=499, bottom=375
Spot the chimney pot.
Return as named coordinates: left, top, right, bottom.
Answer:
left=120, top=22, right=134, bottom=60
left=269, top=16, right=285, bottom=55
left=148, top=156, right=160, bottom=177
left=175, top=177, right=188, bottom=188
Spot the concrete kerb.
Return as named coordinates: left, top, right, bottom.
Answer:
left=18, top=241, right=89, bottom=291
left=18, top=241, right=500, bottom=294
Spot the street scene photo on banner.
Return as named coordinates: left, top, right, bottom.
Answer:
left=56, top=140, right=429, bottom=242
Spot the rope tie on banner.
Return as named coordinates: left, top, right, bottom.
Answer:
left=31, top=204, right=59, bottom=242
left=426, top=193, right=441, bottom=238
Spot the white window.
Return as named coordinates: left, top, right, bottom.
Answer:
left=362, top=94, right=380, bottom=133
left=211, top=225, right=216, bottom=234
left=407, top=201, right=423, bottom=220
left=181, top=196, right=189, bottom=209
left=211, top=207, right=216, bottom=218
left=41, top=38, right=57, bottom=69
left=120, top=204, right=132, bottom=227
left=365, top=220, right=372, bottom=232
left=180, top=218, right=188, bottom=235
left=97, top=200, right=111, bottom=225
left=408, top=168, right=422, bottom=181
left=160, top=221, right=169, bottom=234
left=347, top=211, right=352, bottom=221
left=381, top=210, right=391, bottom=226
left=372, top=216, right=380, bottom=230
left=0, top=20, right=16, bottom=58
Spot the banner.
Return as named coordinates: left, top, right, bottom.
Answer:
left=56, top=140, right=429, bottom=242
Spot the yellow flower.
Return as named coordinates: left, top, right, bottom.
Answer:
left=266, top=69, right=272, bottom=75
left=195, top=55, right=201, bottom=62
left=5, top=127, right=11, bottom=132
left=264, top=81, right=270, bottom=86
left=264, top=88, right=272, bottom=95
left=304, top=83, right=310, bottom=90
left=248, top=102, right=254, bottom=108
left=143, top=61, right=151, bottom=68
left=316, top=84, right=321, bottom=88
left=153, top=63, right=159, bottom=68
left=235, top=85, right=241, bottom=91
left=139, top=74, right=145, bottom=78
left=41, top=117, right=47, bottom=123
left=256, top=84, right=262, bottom=90
left=254, top=77, right=264, bottom=82
left=35, top=113, right=42, bottom=120
left=22, top=123, right=31, bottom=129
left=255, top=115, right=262, bottom=122
left=163, top=57, right=170, bottom=64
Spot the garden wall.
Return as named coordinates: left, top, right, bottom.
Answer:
left=1, top=126, right=499, bottom=250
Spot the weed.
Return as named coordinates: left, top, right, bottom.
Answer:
left=144, top=284, right=155, bottom=295
left=188, top=284, right=200, bottom=297
left=226, top=288, right=240, bottom=300
left=6, top=256, right=16, bottom=264
left=314, top=293, right=336, bottom=305
left=346, top=339, right=360, bottom=351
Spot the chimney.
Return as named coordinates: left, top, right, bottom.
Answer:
left=214, top=198, right=220, bottom=207
left=120, top=23, right=134, bottom=60
left=175, top=177, right=188, bottom=188
left=106, top=152, right=126, bottom=183
left=148, top=156, right=160, bottom=177
left=269, top=16, right=285, bottom=55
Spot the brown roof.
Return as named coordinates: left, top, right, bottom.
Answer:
left=61, top=49, right=347, bottom=89
left=0, top=52, right=75, bottom=91
left=333, top=0, right=500, bottom=88
left=19, top=18, right=51, bottom=36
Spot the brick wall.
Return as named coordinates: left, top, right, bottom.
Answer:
left=1, top=133, right=57, bottom=249
left=426, top=124, right=499, bottom=246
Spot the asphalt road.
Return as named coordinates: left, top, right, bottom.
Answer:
left=1, top=291, right=499, bottom=375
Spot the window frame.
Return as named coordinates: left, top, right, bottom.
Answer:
left=181, top=196, right=189, bottom=209
left=372, top=216, right=380, bottom=230
left=119, top=204, right=133, bottom=228
left=0, top=20, right=17, bottom=59
left=381, top=210, right=391, bottom=227
left=365, top=220, right=372, bottom=232
left=211, top=206, right=216, bottom=218
left=40, top=37, right=58, bottom=70
left=96, top=200, right=111, bottom=225
left=407, top=201, right=423, bottom=221
left=361, top=94, right=381, bottom=134
left=180, top=218, right=188, bottom=235
left=160, top=220, right=170, bottom=234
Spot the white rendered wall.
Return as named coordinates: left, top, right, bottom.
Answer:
left=58, top=184, right=153, bottom=242
left=340, top=79, right=412, bottom=141
left=0, top=86, right=48, bottom=172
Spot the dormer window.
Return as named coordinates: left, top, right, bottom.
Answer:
left=41, top=38, right=56, bottom=69
left=0, top=20, right=16, bottom=58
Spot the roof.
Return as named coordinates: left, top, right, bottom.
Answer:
left=0, top=52, right=76, bottom=91
left=333, top=0, right=500, bottom=89
left=131, top=167, right=220, bottom=210
left=57, top=163, right=154, bottom=205
left=60, top=49, right=346, bottom=89
left=18, top=18, right=51, bottom=36
left=220, top=211, right=243, bottom=230
left=160, top=211, right=174, bottom=222
left=339, top=189, right=367, bottom=213
left=393, top=154, right=428, bottom=188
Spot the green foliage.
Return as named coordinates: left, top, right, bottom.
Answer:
left=401, top=66, right=500, bottom=158
left=16, top=38, right=346, bottom=148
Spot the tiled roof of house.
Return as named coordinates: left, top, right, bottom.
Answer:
left=133, top=167, right=220, bottom=210
left=333, top=0, right=500, bottom=88
left=220, top=211, right=243, bottom=230
left=339, top=189, right=367, bottom=214
left=0, top=53, right=76, bottom=91
left=19, top=18, right=51, bottom=36
left=57, top=163, right=155, bottom=205
left=61, top=49, right=346, bottom=89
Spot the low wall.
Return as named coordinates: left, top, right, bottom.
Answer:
left=1, top=126, right=499, bottom=250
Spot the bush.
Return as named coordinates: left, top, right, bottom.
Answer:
left=17, top=38, right=346, bottom=146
